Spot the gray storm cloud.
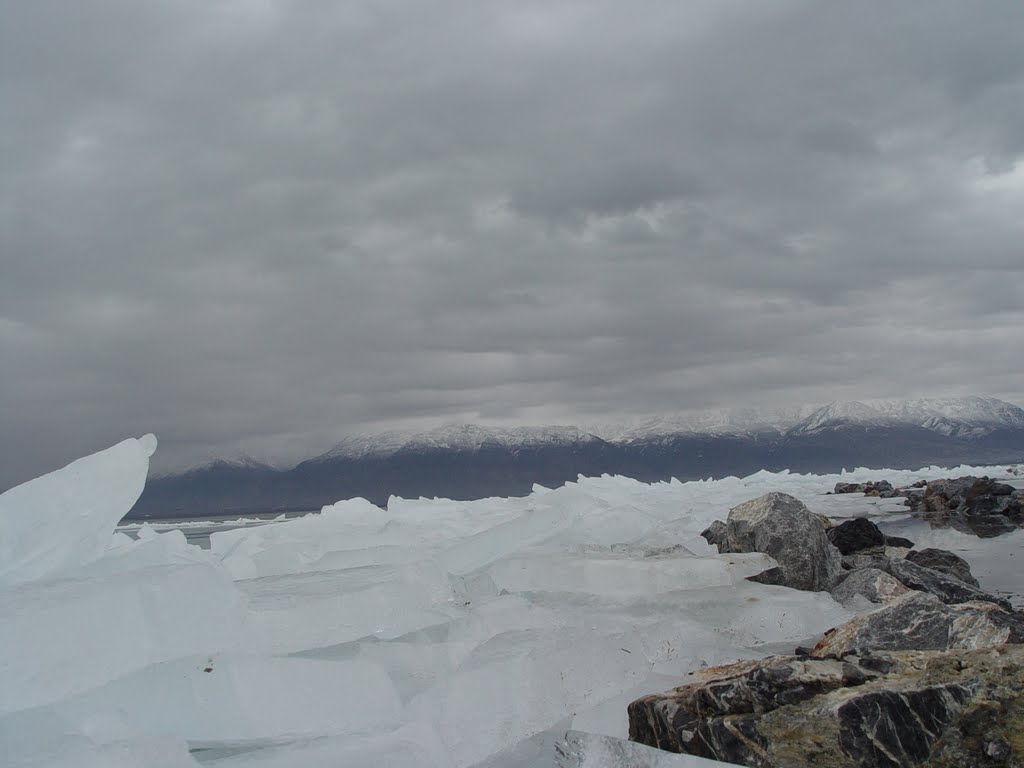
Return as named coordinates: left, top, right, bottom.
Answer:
left=2, top=0, right=1023, bottom=486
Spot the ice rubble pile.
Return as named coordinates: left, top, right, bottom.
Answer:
left=2, top=437, right=1017, bottom=767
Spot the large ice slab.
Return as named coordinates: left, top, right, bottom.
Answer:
left=39, top=654, right=402, bottom=746
left=408, top=627, right=654, bottom=767
left=0, top=562, right=243, bottom=715
left=0, top=709, right=203, bottom=768
left=201, top=722, right=451, bottom=768
left=238, top=560, right=459, bottom=653
left=487, top=552, right=775, bottom=596
left=0, top=434, right=157, bottom=587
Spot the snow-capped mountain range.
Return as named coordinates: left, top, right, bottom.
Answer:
left=134, top=396, right=1024, bottom=518
left=314, top=425, right=600, bottom=461
left=785, top=397, right=1024, bottom=439
left=314, top=396, right=1024, bottom=459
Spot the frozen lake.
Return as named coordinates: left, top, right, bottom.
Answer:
left=4, top=439, right=1023, bottom=768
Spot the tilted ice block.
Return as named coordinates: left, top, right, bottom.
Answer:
left=0, top=434, right=157, bottom=587
left=0, top=709, right=201, bottom=768
left=200, top=722, right=451, bottom=768
left=535, top=504, right=663, bottom=551
left=556, top=730, right=744, bottom=767
left=302, top=544, right=426, bottom=573
left=210, top=496, right=483, bottom=581
left=438, top=504, right=583, bottom=576
left=210, top=514, right=391, bottom=581
left=656, top=581, right=855, bottom=647
left=44, top=654, right=402, bottom=745
left=330, top=595, right=569, bottom=702
left=239, top=560, right=459, bottom=654
left=409, top=627, right=652, bottom=768
left=0, top=562, right=244, bottom=715
left=487, top=552, right=776, bottom=596
left=318, top=496, right=389, bottom=525
left=79, top=528, right=217, bottom=578
left=469, top=722, right=573, bottom=768
left=568, top=675, right=690, bottom=740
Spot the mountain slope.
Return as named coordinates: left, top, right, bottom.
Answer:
left=129, top=397, right=1024, bottom=518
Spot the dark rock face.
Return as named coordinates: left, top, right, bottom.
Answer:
left=887, top=558, right=1011, bottom=610
left=718, top=492, right=842, bottom=592
left=836, top=684, right=972, bottom=767
left=810, top=592, right=1024, bottom=657
left=629, top=645, right=1024, bottom=767
left=904, top=548, right=979, bottom=587
left=841, top=548, right=891, bottom=572
left=833, top=480, right=898, bottom=497
left=827, top=518, right=885, bottom=555
left=629, top=656, right=877, bottom=759
left=699, top=520, right=728, bottom=551
left=834, top=482, right=867, bottom=494
left=883, top=534, right=915, bottom=549
left=830, top=568, right=911, bottom=607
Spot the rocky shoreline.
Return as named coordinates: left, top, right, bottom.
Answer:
left=833, top=474, right=1024, bottom=538
left=622, top=478, right=1024, bottom=767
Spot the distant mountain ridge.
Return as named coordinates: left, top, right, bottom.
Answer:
left=599, top=396, right=1024, bottom=441
left=315, top=425, right=601, bottom=462
left=785, top=397, right=1024, bottom=439
left=132, top=396, right=1024, bottom=518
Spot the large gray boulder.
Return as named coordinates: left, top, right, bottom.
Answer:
left=887, top=557, right=1011, bottom=610
left=909, top=476, right=1024, bottom=537
left=830, top=567, right=911, bottom=608
left=721, top=492, right=842, bottom=592
left=904, top=547, right=979, bottom=586
left=810, top=592, right=1024, bottom=657
left=628, top=645, right=1024, bottom=767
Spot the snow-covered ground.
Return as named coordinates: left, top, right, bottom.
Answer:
left=2, top=435, right=1022, bottom=767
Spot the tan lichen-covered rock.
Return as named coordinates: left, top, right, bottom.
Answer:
left=810, top=592, right=1024, bottom=658
left=721, top=492, right=842, bottom=592
left=628, top=645, right=1024, bottom=767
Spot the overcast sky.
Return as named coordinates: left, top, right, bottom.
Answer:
left=3, top=1, right=1024, bottom=485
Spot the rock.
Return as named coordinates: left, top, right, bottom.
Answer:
left=870, top=480, right=895, bottom=496
left=914, top=476, right=1024, bottom=537
left=827, top=518, right=885, bottom=555
left=629, top=655, right=879, bottom=761
left=834, top=482, right=866, bottom=494
left=904, top=548, right=979, bottom=587
left=954, top=514, right=1017, bottom=538
left=841, top=547, right=890, bottom=572
left=924, top=476, right=981, bottom=509
left=902, top=488, right=925, bottom=511
left=720, top=492, right=842, bottom=592
left=629, top=645, right=1024, bottom=767
left=699, top=520, right=728, bottom=551
left=882, top=534, right=915, bottom=549
left=1004, top=495, right=1024, bottom=524
left=830, top=568, right=912, bottom=608
left=832, top=480, right=897, bottom=498
left=810, top=592, right=1024, bottom=657
left=887, top=557, right=1010, bottom=610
